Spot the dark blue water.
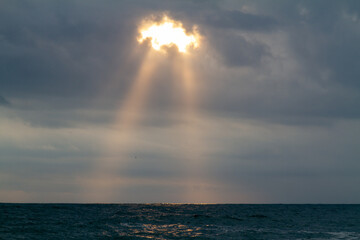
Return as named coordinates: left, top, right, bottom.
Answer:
left=1, top=204, right=359, bottom=239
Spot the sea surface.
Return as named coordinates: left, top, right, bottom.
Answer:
left=0, top=204, right=359, bottom=239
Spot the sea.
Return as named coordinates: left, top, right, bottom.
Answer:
left=0, top=204, right=359, bottom=239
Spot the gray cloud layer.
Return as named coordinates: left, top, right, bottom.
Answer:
left=1, top=0, right=360, bottom=203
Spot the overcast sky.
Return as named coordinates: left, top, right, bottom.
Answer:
left=1, top=0, right=360, bottom=203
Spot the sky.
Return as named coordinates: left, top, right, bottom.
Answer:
left=1, top=0, right=360, bottom=203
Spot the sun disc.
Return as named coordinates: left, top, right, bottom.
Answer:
left=138, top=16, right=199, bottom=53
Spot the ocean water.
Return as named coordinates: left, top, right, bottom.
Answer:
left=0, top=204, right=359, bottom=239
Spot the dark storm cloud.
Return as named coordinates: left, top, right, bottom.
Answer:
left=0, top=0, right=147, bottom=101
left=284, top=3, right=360, bottom=90
left=188, top=0, right=360, bottom=124
left=1, top=0, right=360, bottom=127
left=251, top=0, right=360, bottom=89
left=200, top=9, right=278, bottom=31
left=0, top=0, right=278, bottom=98
left=185, top=7, right=278, bottom=68
left=208, top=31, right=271, bottom=67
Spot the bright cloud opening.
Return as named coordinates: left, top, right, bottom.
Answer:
left=138, top=16, right=199, bottom=53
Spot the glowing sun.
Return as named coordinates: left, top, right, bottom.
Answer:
left=138, top=16, right=199, bottom=53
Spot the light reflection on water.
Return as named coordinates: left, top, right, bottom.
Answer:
left=110, top=223, right=202, bottom=239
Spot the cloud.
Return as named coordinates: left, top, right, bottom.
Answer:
left=1, top=0, right=360, bottom=127
left=208, top=31, right=271, bottom=67
left=0, top=95, right=10, bottom=106
left=0, top=0, right=144, bottom=101
left=200, top=9, right=278, bottom=31
left=1, top=0, right=360, bottom=203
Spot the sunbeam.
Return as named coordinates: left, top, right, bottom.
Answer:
left=83, top=51, right=159, bottom=202
left=174, top=55, right=217, bottom=202
left=84, top=14, right=209, bottom=203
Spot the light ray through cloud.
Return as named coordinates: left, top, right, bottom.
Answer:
left=83, top=15, right=209, bottom=202
left=175, top=55, right=218, bottom=202
left=83, top=51, right=159, bottom=201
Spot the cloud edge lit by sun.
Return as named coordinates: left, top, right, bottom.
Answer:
left=137, top=15, right=200, bottom=53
